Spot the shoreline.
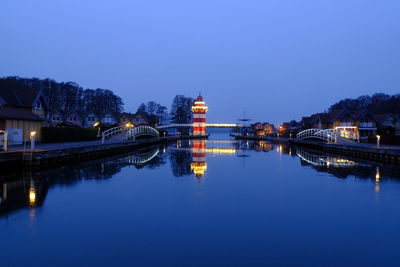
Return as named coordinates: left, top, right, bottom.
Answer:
left=0, top=135, right=208, bottom=169
left=234, top=135, right=400, bottom=165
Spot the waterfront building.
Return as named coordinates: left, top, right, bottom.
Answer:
left=375, top=113, right=400, bottom=136
left=191, top=94, right=208, bottom=136
left=49, top=110, right=64, bottom=127
left=83, top=112, right=99, bottom=128
left=0, top=82, right=47, bottom=143
left=100, top=112, right=118, bottom=126
left=64, top=110, right=83, bottom=128
left=118, top=112, right=134, bottom=127
left=252, top=122, right=274, bottom=136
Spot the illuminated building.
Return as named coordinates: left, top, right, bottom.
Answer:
left=191, top=94, right=208, bottom=136
left=191, top=140, right=207, bottom=178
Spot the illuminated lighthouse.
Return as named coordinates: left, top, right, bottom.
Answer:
left=191, top=94, right=208, bottom=136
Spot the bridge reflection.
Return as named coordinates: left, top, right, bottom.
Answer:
left=1, top=140, right=400, bottom=219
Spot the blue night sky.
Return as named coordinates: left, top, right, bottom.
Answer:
left=1, top=0, right=399, bottom=125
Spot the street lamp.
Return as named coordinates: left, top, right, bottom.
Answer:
left=376, top=135, right=381, bottom=147
left=30, top=131, right=36, bottom=151
left=93, top=121, right=101, bottom=137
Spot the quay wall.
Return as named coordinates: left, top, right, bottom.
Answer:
left=235, top=135, right=400, bottom=165
left=0, top=135, right=208, bottom=168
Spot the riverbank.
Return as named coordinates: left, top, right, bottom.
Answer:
left=235, top=135, right=400, bottom=165
left=0, top=135, right=208, bottom=168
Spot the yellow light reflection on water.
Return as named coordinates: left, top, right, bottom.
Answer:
left=29, top=187, right=36, bottom=207
left=205, top=148, right=236, bottom=154
left=191, top=162, right=207, bottom=178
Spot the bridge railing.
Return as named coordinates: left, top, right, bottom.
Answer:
left=315, top=129, right=337, bottom=143
left=333, top=128, right=359, bottom=142
left=127, top=126, right=160, bottom=140
left=157, top=123, right=243, bottom=129
left=297, top=128, right=361, bottom=144
left=296, top=128, right=337, bottom=143
left=102, top=125, right=160, bottom=144
left=102, top=126, right=130, bottom=144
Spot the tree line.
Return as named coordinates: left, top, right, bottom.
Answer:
left=328, top=93, right=400, bottom=114
left=1, top=76, right=124, bottom=115
left=2, top=76, right=197, bottom=126
left=136, top=95, right=194, bottom=125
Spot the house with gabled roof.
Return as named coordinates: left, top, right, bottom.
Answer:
left=0, top=79, right=48, bottom=143
left=49, top=110, right=64, bottom=126
left=63, top=110, right=83, bottom=127
left=83, top=112, right=100, bottom=128
left=118, top=112, right=134, bottom=127
left=375, top=113, right=400, bottom=136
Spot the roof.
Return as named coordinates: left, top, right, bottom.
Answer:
left=0, top=79, right=42, bottom=107
left=64, top=110, right=83, bottom=120
left=134, top=111, right=151, bottom=121
left=374, top=113, right=398, bottom=124
left=326, top=109, right=347, bottom=122
left=56, top=121, right=81, bottom=127
left=0, top=106, right=43, bottom=121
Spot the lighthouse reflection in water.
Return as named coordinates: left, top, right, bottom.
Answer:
left=177, top=138, right=241, bottom=179
left=191, top=140, right=207, bottom=178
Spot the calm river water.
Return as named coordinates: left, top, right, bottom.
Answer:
left=1, top=134, right=400, bottom=266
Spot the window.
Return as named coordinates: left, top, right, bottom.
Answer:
left=34, top=101, right=42, bottom=110
left=386, top=119, right=394, bottom=126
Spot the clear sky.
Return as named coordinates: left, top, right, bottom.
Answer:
left=1, top=0, right=399, bottom=125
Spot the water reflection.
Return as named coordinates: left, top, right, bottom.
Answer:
left=296, top=149, right=358, bottom=167
left=1, top=139, right=400, bottom=219
left=170, top=139, right=241, bottom=179
left=0, top=146, right=167, bottom=218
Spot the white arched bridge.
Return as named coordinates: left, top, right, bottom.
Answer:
left=157, top=123, right=243, bottom=129
left=102, top=126, right=160, bottom=144
left=101, top=124, right=242, bottom=144
left=296, top=128, right=359, bottom=144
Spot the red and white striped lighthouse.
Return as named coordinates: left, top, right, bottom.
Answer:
left=191, top=94, right=208, bottom=136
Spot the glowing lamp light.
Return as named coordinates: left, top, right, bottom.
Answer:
left=29, top=187, right=36, bottom=207
left=375, top=167, right=380, bottom=182
left=93, top=121, right=100, bottom=127
left=125, top=122, right=133, bottom=128
left=30, top=131, right=36, bottom=137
